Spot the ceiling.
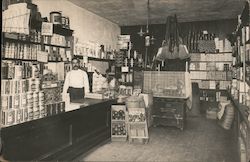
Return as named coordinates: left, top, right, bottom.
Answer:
left=68, top=0, right=246, bottom=26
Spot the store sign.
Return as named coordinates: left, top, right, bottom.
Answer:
left=41, top=22, right=53, bottom=36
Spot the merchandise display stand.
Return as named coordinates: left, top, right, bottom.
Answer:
left=127, top=108, right=149, bottom=144
left=111, top=105, right=128, bottom=142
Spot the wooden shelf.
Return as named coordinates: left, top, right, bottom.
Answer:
left=228, top=92, right=250, bottom=129
left=3, top=37, right=42, bottom=45
left=191, top=79, right=231, bottom=81
left=190, top=70, right=230, bottom=72
left=88, top=57, right=115, bottom=62
left=2, top=58, right=37, bottom=62
left=190, top=61, right=232, bottom=63
left=74, top=55, right=115, bottom=62
left=190, top=52, right=232, bottom=54
left=120, top=82, right=133, bottom=86
left=111, top=119, right=126, bottom=122
left=199, top=88, right=228, bottom=92
left=53, top=24, right=73, bottom=36
left=43, top=43, right=70, bottom=48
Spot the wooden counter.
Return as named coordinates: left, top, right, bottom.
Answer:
left=1, top=98, right=116, bottom=161
left=227, top=92, right=250, bottom=162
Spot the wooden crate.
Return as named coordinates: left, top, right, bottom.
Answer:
left=111, top=135, right=128, bottom=142
left=128, top=122, right=149, bottom=144
left=111, top=105, right=128, bottom=142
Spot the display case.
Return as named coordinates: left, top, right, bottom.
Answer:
left=143, top=71, right=191, bottom=98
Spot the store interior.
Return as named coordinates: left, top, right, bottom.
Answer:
left=1, top=0, right=250, bottom=162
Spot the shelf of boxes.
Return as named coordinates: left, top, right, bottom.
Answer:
left=1, top=21, right=73, bottom=127
left=190, top=52, right=233, bottom=90
left=229, top=2, right=250, bottom=162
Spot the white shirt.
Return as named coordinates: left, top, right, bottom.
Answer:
left=63, top=69, right=90, bottom=95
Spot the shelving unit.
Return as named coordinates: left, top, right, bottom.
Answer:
left=74, top=55, right=115, bottom=63
left=229, top=1, right=250, bottom=162
left=190, top=52, right=233, bottom=113
left=1, top=7, right=74, bottom=127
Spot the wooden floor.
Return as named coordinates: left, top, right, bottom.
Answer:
left=75, top=84, right=238, bottom=162
left=75, top=116, right=237, bottom=162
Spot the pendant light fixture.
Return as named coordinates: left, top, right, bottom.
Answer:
left=145, top=0, right=150, bottom=47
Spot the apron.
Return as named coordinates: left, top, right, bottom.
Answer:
left=67, top=87, right=85, bottom=102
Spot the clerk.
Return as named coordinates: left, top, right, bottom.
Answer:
left=63, top=58, right=90, bottom=102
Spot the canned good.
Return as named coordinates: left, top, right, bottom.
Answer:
left=52, top=103, right=57, bottom=115
left=27, top=106, right=33, bottom=120
left=20, top=93, right=27, bottom=107
left=14, top=94, right=20, bottom=109
left=50, top=11, right=62, bottom=25
left=33, top=91, right=39, bottom=99
left=27, top=92, right=33, bottom=106
left=15, top=109, right=23, bottom=124
left=14, top=65, right=23, bottom=79
left=60, top=102, right=65, bottom=112
left=22, top=108, right=29, bottom=122
left=40, top=105, right=45, bottom=117
left=33, top=105, right=40, bottom=119
left=1, top=110, right=15, bottom=126
left=46, top=104, right=52, bottom=116
left=1, top=95, right=8, bottom=110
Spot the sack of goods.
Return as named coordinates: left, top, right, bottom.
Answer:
left=218, top=102, right=234, bottom=130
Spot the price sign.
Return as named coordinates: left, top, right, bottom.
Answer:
left=41, top=22, right=53, bottom=36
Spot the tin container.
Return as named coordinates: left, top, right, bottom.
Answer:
left=33, top=105, right=40, bottom=119
left=27, top=92, right=33, bottom=107
left=40, top=105, right=45, bottom=117
left=1, top=109, right=15, bottom=126
left=14, top=65, right=23, bottom=79
left=33, top=78, right=40, bottom=91
left=50, top=11, right=62, bottom=25
left=60, top=102, right=65, bottom=112
left=22, top=108, right=29, bottom=122
left=52, top=103, right=57, bottom=115
left=15, top=109, right=23, bottom=124
left=1, top=95, right=9, bottom=110
left=27, top=105, right=33, bottom=120
left=14, top=94, right=20, bottom=109
left=20, top=93, right=27, bottom=107
left=46, top=104, right=52, bottom=116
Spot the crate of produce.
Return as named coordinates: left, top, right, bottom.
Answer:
left=111, top=121, right=127, bottom=142
left=111, top=105, right=127, bottom=141
left=111, top=105, right=126, bottom=121
left=128, top=108, right=146, bottom=122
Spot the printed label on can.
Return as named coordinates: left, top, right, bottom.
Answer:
left=23, top=108, right=28, bottom=121
left=14, top=94, right=20, bottom=108
left=1, top=95, right=8, bottom=109
left=7, top=110, right=15, bottom=125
